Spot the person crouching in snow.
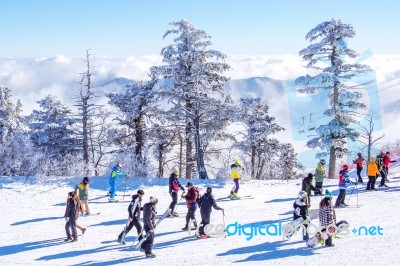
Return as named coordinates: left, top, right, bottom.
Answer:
left=366, top=157, right=380, bottom=191
left=293, top=191, right=310, bottom=241
left=182, top=182, right=200, bottom=231
left=197, top=187, right=224, bottom=238
left=319, top=190, right=336, bottom=247
left=302, top=173, right=320, bottom=205
left=334, top=165, right=351, bottom=208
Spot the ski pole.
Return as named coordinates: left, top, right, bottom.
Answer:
left=123, top=176, right=128, bottom=200
left=222, top=210, right=226, bottom=238
left=173, top=191, right=185, bottom=215
left=346, top=181, right=356, bottom=205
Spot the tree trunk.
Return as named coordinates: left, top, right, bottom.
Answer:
left=193, top=112, right=208, bottom=179
left=251, top=145, right=255, bottom=179
left=328, top=145, right=336, bottom=179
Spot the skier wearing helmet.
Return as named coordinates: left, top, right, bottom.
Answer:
left=353, top=153, right=365, bottom=183
left=230, top=160, right=243, bottom=200
left=140, top=196, right=158, bottom=258
left=108, top=162, right=126, bottom=202
left=75, top=177, right=91, bottom=215
left=334, top=165, right=352, bottom=208
left=293, top=191, right=310, bottom=240
left=314, top=159, right=327, bottom=195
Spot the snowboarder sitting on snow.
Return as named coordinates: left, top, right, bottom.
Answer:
left=314, top=159, right=326, bottom=195
left=117, top=189, right=145, bottom=245
left=197, top=187, right=224, bottom=238
left=366, top=157, right=380, bottom=191
left=334, top=164, right=352, bottom=208
left=108, top=162, right=126, bottom=202
left=301, top=173, right=320, bottom=205
left=353, top=153, right=365, bottom=183
left=230, top=160, right=242, bottom=200
left=319, top=190, right=336, bottom=247
left=182, top=181, right=200, bottom=231
left=75, top=176, right=91, bottom=215
left=64, top=191, right=83, bottom=242
left=141, top=196, right=158, bottom=258
left=168, top=166, right=185, bottom=217
left=293, top=191, right=310, bottom=241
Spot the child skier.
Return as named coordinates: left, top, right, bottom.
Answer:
left=293, top=191, right=310, bottom=241
left=108, top=163, right=126, bottom=202
left=319, top=190, right=336, bottom=247
left=75, top=176, right=91, bottom=215
left=314, top=159, right=326, bottom=195
left=168, top=166, right=185, bottom=217
left=117, top=189, right=145, bottom=245
left=182, top=182, right=200, bottom=231
left=334, top=165, right=351, bottom=208
left=197, top=187, right=224, bottom=238
left=230, top=160, right=242, bottom=199
left=366, top=157, right=380, bottom=191
left=141, top=196, right=158, bottom=258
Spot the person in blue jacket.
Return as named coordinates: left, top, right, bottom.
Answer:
left=109, top=162, right=126, bottom=202
left=334, top=164, right=352, bottom=208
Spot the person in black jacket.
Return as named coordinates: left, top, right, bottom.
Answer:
left=64, top=191, right=80, bottom=242
left=117, top=189, right=145, bottom=245
left=293, top=191, right=310, bottom=241
left=302, top=173, right=320, bottom=205
left=141, top=196, right=158, bottom=258
left=197, top=187, right=224, bottom=238
left=168, top=167, right=185, bottom=217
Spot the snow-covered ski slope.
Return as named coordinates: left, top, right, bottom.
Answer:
left=1, top=168, right=399, bottom=265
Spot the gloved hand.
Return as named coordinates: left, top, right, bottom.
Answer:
left=65, top=217, right=70, bottom=222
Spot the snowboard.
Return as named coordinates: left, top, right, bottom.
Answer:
left=283, top=217, right=306, bottom=240
left=308, top=209, right=319, bottom=220
left=306, top=220, right=349, bottom=248
left=217, top=195, right=254, bottom=201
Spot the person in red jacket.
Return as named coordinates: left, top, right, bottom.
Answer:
left=182, top=182, right=200, bottom=231
left=379, top=151, right=396, bottom=187
left=353, top=153, right=365, bottom=183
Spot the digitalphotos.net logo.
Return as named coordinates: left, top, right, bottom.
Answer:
left=188, top=221, right=383, bottom=240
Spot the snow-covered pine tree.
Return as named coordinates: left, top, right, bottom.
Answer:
left=296, top=19, right=371, bottom=179
left=235, top=98, right=285, bottom=179
left=107, top=78, right=158, bottom=177
left=0, top=87, right=31, bottom=175
left=151, top=19, right=231, bottom=179
left=29, top=95, right=81, bottom=159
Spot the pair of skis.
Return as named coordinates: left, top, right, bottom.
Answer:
left=131, top=208, right=171, bottom=249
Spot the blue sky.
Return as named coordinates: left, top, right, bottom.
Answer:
left=1, top=0, right=399, bottom=57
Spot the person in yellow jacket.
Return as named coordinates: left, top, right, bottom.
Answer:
left=366, top=157, right=380, bottom=191
left=75, top=177, right=90, bottom=215
left=230, top=160, right=242, bottom=200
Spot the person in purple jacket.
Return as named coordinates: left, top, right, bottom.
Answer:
left=168, top=166, right=185, bottom=217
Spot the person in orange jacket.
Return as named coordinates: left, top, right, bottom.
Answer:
left=366, top=157, right=380, bottom=191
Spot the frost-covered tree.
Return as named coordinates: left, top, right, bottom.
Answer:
left=29, top=95, right=81, bottom=157
left=235, top=98, right=285, bottom=179
left=151, top=19, right=231, bottom=179
left=296, top=19, right=371, bottom=178
left=107, top=78, right=158, bottom=177
left=0, top=86, right=31, bottom=175
left=74, top=50, right=103, bottom=173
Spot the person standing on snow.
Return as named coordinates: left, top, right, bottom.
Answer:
left=293, top=191, right=310, bottom=241
left=230, top=160, right=242, bottom=200
left=197, top=187, right=224, bottom=238
left=319, top=190, right=336, bottom=247
left=141, top=196, right=158, bottom=258
left=334, top=165, right=351, bottom=208
left=353, top=153, right=365, bottom=183
left=108, top=162, right=126, bottom=202
left=64, top=191, right=83, bottom=242
left=75, top=177, right=91, bottom=215
left=182, top=182, right=200, bottom=231
left=117, top=189, right=145, bottom=245
left=375, top=151, right=385, bottom=187
left=380, top=151, right=396, bottom=187
left=301, top=173, right=320, bottom=205
left=168, top=166, right=185, bottom=217
left=314, top=159, right=326, bottom=195
left=366, top=157, right=380, bottom=191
